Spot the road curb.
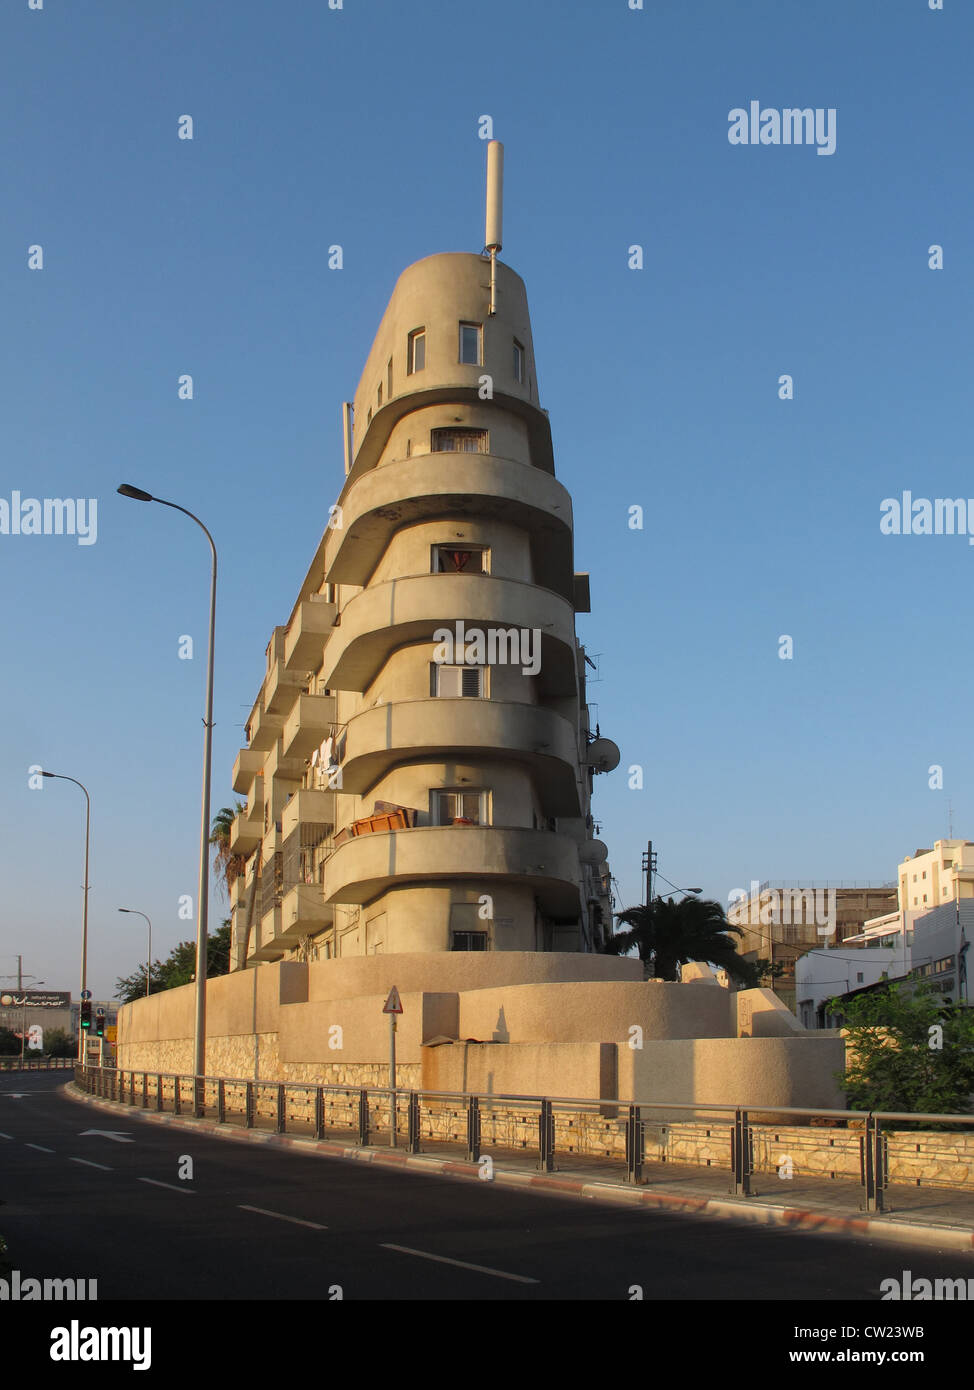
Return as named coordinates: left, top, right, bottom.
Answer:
left=60, top=1083, right=974, bottom=1252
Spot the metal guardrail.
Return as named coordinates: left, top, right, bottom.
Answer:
left=0, top=1057, right=76, bottom=1071
left=72, top=1066, right=974, bottom=1214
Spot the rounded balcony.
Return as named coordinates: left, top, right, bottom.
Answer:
left=321, top=574, right=577, bottom=696
left=338, top=699, right=581, bottom=816
left=320, top=824, right=581, bottom=916
left=324, top=454, right=572, bottom=594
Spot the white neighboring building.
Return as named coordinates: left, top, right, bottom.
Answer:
left=796, top=897, right=973, bottom=1028
left=795, top=945, right=905, bottom=1029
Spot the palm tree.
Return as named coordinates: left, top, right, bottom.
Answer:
left=209, top=803, right=247, bottom=899
left=602, top=895, right=753, bottom=983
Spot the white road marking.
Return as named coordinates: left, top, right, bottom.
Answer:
left=238, top=1204, right=327, bottom=1230
left=25, top=1143, right=54, bottom=1153
left=70, top=1157, right=113, bottom=1171
left=0, top=1132, right=12, bottom=1139
left=79, top=1129, right=133, bottom=1143
left=138, top=1178, right=196, bottom=1195
left=379, top=1243, right=539, bottom=1284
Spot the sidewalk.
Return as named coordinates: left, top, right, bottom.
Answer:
left=63, top=1083, right=974, bottom=1252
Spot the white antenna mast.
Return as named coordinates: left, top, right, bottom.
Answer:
left=484, top=140, right=503, bottom=316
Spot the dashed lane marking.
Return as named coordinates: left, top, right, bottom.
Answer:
left=238, top=1204, right=328, bottom=1230
left=138, top=1177, right=196, bottom=1195
left=379, top=1242, right=539, bottom=1284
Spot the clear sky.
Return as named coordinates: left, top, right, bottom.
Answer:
left=1, top=0, right=970, bottom=999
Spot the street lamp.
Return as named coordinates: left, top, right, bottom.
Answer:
left=39, top=771, right=90, bottom=1062
left=117, top=484, right=216, bottom=1089
left=118, top=909, right=153, bottom=997
left=655, top=874, right=703, bottom=901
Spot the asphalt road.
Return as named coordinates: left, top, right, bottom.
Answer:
left=1, top=1071, right=971, bottom=1301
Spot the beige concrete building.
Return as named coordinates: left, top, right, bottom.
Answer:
left=228, top=145, right=616, bottom=971
left=896, top=840, right=974, bottom=922
left=115, top=151, right=866, bottom=1113
left=728, top=882, right=898, bottom=1011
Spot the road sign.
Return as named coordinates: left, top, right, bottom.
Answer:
left=382, top=986, right=402, bottom=1015
left=81, top=989, right=92, bottom=1000
left=105, top=1026, right=117, bottom=1042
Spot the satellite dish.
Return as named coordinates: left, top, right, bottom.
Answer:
left=586, top=738, right=620, bottom=773
left=579, top=839, right=608, bottom=865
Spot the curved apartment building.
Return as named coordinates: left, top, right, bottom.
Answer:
left=229, top=148, right=616, bottom=969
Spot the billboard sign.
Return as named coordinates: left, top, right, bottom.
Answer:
left=0, top=990, right=71, bottom=1010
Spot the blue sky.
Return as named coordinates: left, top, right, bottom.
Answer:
left=1, top=0, right=970, bottom=998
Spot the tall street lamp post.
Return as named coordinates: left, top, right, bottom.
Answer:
left=117, top=485, right=216, bottom=1095
left=118, top=909, right=153, bottom=997
left=39, top=772, right=91, bottom=1061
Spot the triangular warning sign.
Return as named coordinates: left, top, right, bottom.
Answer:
left=382, top=985, right=403, bottom=1014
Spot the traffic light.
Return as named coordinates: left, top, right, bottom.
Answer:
left=95, top=1010, right=106, bottom=1038
left=80, top=1000, right=92, bottom=1031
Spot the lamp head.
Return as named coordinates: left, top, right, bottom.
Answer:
left=117, top=484, right=154, bottom=502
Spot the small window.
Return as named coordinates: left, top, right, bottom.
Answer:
left=451, top=931, right=487, bottom=951
left=367, top=407, right=373, bottom=425
left=433, top=664, right=484, bottom=698
left=856, top=971, right=864, bottom=983
left=377, top=382, right=382, bottom=408
left=407, top=328, right=426, bottom=374
left=432, top=544, right=488, bottom=574
left=387, top=357, right=393, bottom=398
left=431, top=427, right=487, bottom=453
left=433, top=789, right=486, bottom=825
left=459, top=322, right=482, bottom=365
left=513, top=339, right=524, bottom=382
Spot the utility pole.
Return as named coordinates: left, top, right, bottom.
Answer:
left=641, top=841, right=657, bottom=906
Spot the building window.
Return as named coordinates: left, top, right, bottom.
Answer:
left=433, top=664, right=484, bottom=698
left=407, top=328, right=426, bottom=374
left=432, top=544, right=488, bottom=574
left=430, top=427, right=487, bottom=453
left=387, top=357, right=393, bottom=398
left=451, top=931, right=487, bottom=951
left=513, top=339, right=524, bottom=382
left=377, top=382, right=382, bottom=408
left=367, top=407, right=373, bottom=425
left=856, top=971, right=864, bottom=983
left=459, top=322, right=482, bottom=365
left=433, top=789, right=486, bottom=825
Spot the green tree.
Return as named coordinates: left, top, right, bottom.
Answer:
left=114, top=961, right=167, bottom=1005
left=0, top=1028, right=21, bottom=1056
left=831, top=981, right=974, bottom=1114
left=114, top=920, right=232, bottom=1003
left=739, top=956, right=788, bottom=989
left=210, top=803, right=247, bottom=899
left=43, top=1027, right=77, bottom=1058
left=602, top=896, right=753, bottom=983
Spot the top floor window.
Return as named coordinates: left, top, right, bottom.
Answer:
left=459, top=322, right=482, bottom=365
left=407, top=328, right=426, bottom=374
left=431, top=427, right=487, bottom=453
left=513, top=339, right=524, bottom=382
